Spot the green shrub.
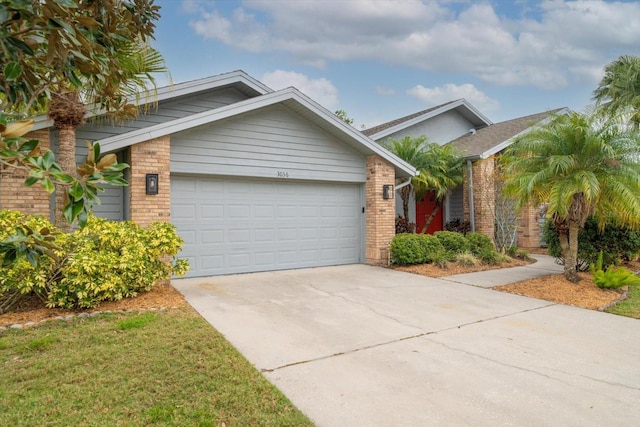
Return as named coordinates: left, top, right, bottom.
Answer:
left=0, top=210, right=62, bottom=313
left=465, top=232, right=495, bottom=256
left=590, top=251, right=640, bottom=289
left=418, top=234, right=446, bottom=263
left=435, top=231, right=470, bottom=255
left=455, top=251, right=480, bottom=267
left=390, top=233, right=445, bottom=265
left=390, top=233, right=426, bottom=265
left=478, top=248, right=501, bottom=265
left=543, top=217, right=640, bottom=270
left=0, top=211, right=189, bottom=312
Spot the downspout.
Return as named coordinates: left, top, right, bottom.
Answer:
left=395, top=177, right=412, bottom=192
left=467, top=160, right=475, bottom=232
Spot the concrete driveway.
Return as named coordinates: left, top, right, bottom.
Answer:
left=172, top=262, right=640, bottom=427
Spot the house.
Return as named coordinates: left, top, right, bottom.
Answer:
left=364, top=102, right=568, bottom=248
left=362, top=99, right=492, bottom=233
left=0, top=71, right=416, bottom=277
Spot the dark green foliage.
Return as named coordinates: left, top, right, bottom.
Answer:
left=390, top=233, right=445, bottom=265
left=419, top=234, right=446, bottom=263
left=435, top=231, right=470, bottom=255
left=478, top=248, right=501, bottom=265
left=390, top=234, right=424, bottom=265
left=445, top=218, right=471, bottom=234
left=465, top=232, right=495, bottom=256
left=543, top=217, right=640, bottom=270
left=395, top=216, right=416, bottom=234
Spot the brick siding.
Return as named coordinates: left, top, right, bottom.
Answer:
left=128, top=136, right=171, bottom=228
left=0, top=129, right=51, bottom=217
left=365, top=155, right=396, bottom=266
left=517, top=204, right=542, bottom=248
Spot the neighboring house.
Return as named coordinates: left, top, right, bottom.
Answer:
left=364, top=101, right=568, bottom=248
left=0, top=70, right=416, bottom=277
left=363, top=99, right=492, bottom=232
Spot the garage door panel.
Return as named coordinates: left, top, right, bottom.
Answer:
left=172, top=176, right=362, bottom=277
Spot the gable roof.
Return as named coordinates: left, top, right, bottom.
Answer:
left=32, top=70, right=272, bottom=131
left=95, top=86, right=417, bottom=178
left=362, top=99, right=493, bottom=140
left=448, top=108, right=570, bottom=160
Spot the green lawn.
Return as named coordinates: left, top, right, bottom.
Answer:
left=606, top=283, right=640, bottom=319
left=0, top=308, right=314, bottom=427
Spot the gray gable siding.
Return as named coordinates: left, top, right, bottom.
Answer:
left=381, top=110, right=477, bottom=145
left=71, top=87, right=251, bottom=143
left=171, top=105, right=366, bottom=183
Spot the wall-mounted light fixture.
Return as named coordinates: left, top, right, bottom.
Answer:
left=146, top=173, right=159, bottom=195
left=382, top=184, right=394, bottom=200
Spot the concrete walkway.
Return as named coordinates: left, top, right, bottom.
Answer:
left=444, top=254, right=564, bottom=287
left=172, top=256, right=640, bottom=427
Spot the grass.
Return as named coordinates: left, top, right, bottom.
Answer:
left=606, top=283, right=640, bottom=319
left=0, top=307, right=314, bottom=427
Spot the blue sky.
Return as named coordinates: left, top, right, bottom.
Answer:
left=152, top=0, right=640, bottom=130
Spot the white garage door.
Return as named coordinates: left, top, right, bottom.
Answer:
left=171, top=176, right=363, bottom=277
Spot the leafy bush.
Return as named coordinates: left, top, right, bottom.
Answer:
left=419, top=234, right=446, bottom=263
left=590, top=251, right=640, bottom=289
left=478, top=248, right=502, bottom=265
left=465, top=232, right=495, bottom=256
left=0, top=210, right=62, bottom=313
left=445, top=218, right=470, bottom=234
left=0, top=211, right=189, bottom=312
left=435, top=231, right=470, bottom=255
left=390, top=233, right=445, bottom=265
left=395, top=216, right=415, bottom=234
left=543, top=217, right=640, bottom=270
left=390, top=234, right=425, bottom=265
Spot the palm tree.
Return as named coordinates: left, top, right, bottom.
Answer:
left=593, top=55, right=640, bottom=126
left=502, top=111, right=640, bottom=282
left=381, top=136, right=430, bottom=221
left=413, top=143, right=464, bottom=233
left=48, top=40, right=167, bottom=231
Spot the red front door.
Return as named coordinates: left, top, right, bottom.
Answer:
left=415, top=191, right=444, bottom=234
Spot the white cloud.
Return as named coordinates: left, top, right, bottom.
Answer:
left=407, top=83, right=500, bottom=112
left=186, top=0, right=640, bottom=89
left=375, top=86, right=396, bottom=96
left=261, top=70, right=339, bottom=110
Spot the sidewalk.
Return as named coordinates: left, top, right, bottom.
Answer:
left=442, top=254, right=564, bottom=288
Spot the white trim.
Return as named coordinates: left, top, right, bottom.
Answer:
left=30, top=70, right=272, bottom=131
left=368, top=99, right=493, bottom=140
left=95, top=87, right=417, bottom=178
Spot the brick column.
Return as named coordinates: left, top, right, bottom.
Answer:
left=471, top=157, right=495, bottom=240
left=0, top=129, right=51, bottom=216
left=517, top=204, right=541, bottom=248
left=365, top=155, right=396, bottom=266
left=129, top=136, right=171, bottom=228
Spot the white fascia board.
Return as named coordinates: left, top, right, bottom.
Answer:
left=459, top=99, right=493, bottom=127
left=29, top=71, right=273, bottom=131
left=31, top=115, right=53, bottom=131
left=96, top=87, right=417, bottom=177
left=477, top=107, right=571, bottom=159
left=151, top=70, right=273, bottom=103
left=368, top=99, right=492, bottom=141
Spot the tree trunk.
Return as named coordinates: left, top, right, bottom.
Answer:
left=560, top=220, right=580, bottom=283
left=54, top=125, right=77, bottom=232
left=400, top=185, right=411, bottom=222
left=420, top=199, right=442, bottom=234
